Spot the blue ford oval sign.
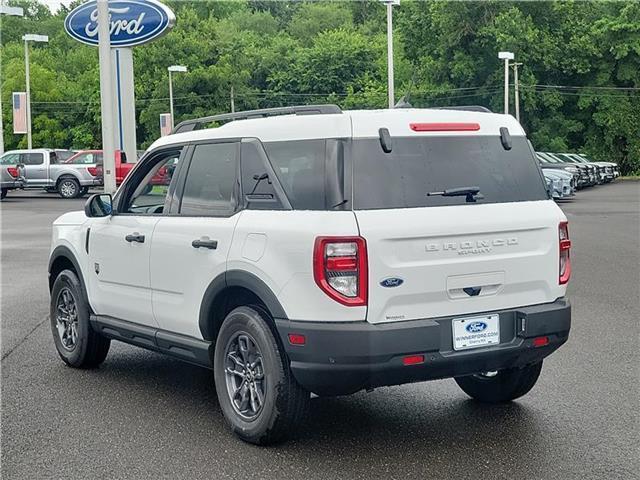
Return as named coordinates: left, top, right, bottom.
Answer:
left=64, top=0, right=175, bottom=47
left=466, top=321, right=488, bottom=333
left=380, top=277, right=404, bottom=288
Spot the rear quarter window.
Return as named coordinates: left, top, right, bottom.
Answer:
left=352, top=135, right=548, bottom=210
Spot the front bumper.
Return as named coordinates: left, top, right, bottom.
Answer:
left=276, top=298, right=571, bottom=395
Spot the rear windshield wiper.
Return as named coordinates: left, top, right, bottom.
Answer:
left=427, top=186, right=484, bottom=203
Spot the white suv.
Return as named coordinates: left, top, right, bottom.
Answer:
left=48, top=105, right=572, bottom=444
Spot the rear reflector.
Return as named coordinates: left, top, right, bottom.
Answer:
left=288, top=334, right=306, bottom=346
left=410, top=122, right=480, bottom=132
left=402, top=355, right=425, bottom=366
left=532, top=336, right=549, bottom=348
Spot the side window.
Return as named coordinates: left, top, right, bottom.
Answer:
left=124, top=150, right=182, bottom=214
left=240, top=139, right=286, bottom=210
left=0, top=153, right=21, bottom=165
left=180, top=142, right=238, bottom=216
left=21, top=153, right=44, bottom=165
left=263, top=140, right=326, bottom=210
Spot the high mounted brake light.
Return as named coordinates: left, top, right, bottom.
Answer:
left=409, top=122, right=480, bottom=132
left=559, top=221, right=571, bottom=285
left=313, top=236, right=368, bottom=306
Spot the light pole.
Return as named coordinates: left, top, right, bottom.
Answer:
left=380, top=0, right=399, bottom=109
left=22, top=34, right=48, bottom=149
left=168, top=65, right=187, bottom=129
left=498, top=51, right=514, bottom=115
left=0, top=4, right=24, bottom=155
left=512, top=62, right=523, bottom=123
left=97, top=0, right=116, bottom=194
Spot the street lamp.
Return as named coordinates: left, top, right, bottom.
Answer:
left=380, top=0, right=400, bottom=109
left=168, top=65, right=187, bottom=129
left=0, top=5, right=24, bottom=156
left=511, top=62, right=523, bottom=123
left=498, top=51, right=514, bottom=115
left=22, top=33, right=48, bottom=149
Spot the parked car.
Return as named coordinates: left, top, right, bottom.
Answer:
left=0, top=152, right=25, bottom=200
left=0, top=149, right=102, bottom=199
left=537, top=153, right=590, bottom=188
left=542, top=168, right=575, bottom=200
left=561, top=153, right=618, bottom=181
left=541, top=152, right=602, bottom=185
left=49, top=105, right=571, bottom=445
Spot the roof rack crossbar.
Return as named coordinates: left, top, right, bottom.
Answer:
left=172, top=104, right=343, bottom=134
left=431, top=105, right=493, bottom=113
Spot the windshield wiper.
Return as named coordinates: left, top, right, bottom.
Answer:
left=427, top=186, right=484, bottom=203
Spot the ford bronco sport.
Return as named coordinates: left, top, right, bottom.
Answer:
left=48, top=105, right=571, bottom=445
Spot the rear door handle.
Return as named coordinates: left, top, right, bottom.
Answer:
left=125, top=233, right=145, bottom=243
left=192, top=238, right=218, bottom=250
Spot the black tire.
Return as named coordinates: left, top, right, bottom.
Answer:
left=213, top=306, right=310, bottom=445
left=79, top=186, right=89, bottom=196
left=50, top=269, right=110, bottom=368
left=454, top=361, right=543, bottom=403
left=57, top=177, right=81, bottom=199
left=1, top=188, right=7, bottom=200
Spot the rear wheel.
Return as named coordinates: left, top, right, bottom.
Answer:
left=50, top=269, right=110, bottom=368
left=0, top=188, right=7, bottom=200
left=58, top=177, right=81, bottom=199
left=79, top=186, right=89, bottom=196
left=454, top=361, right=543, bottom=403
left=213, top=306, right=310, bottom=445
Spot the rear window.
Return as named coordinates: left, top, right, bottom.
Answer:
left=353, top=136, right=547, bottom=210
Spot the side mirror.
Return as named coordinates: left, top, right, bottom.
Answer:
left=85, top=193, right=113, bottom=218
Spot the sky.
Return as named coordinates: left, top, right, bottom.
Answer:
left=39, top=0, right=74, bottom=13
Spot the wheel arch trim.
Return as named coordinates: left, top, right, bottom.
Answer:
left=198, top=270, right=288, bottom=340
left=48, top=245, right=88, bottom=301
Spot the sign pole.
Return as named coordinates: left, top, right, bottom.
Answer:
left=24, top=38, right=32, bottom=149
left=97, top=0, right=116, bottom=194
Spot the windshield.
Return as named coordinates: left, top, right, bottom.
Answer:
left=352, top=135, right=548, bottom=209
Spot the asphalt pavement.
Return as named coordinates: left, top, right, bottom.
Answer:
left=1, top=183, right=638, bottom=479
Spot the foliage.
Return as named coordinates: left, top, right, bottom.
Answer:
left=1, top=0, right=638, bottom=172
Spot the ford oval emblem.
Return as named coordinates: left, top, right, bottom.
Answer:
left=380, top=277, right=404, bottom=288
left=466, top=321, right=488, bottom=333
left=65, top=0, right=175, bottom=48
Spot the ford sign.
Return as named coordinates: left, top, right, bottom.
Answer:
left=380, top=277, right=404, bottom=288
left=64, top=0, right=175, bottom=47
left=465, top=321, right=488, bottom=333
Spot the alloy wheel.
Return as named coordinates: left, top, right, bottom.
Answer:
left=56, top=287, right=79, bottom=351
left=224, top=332, right=266, bottom=420
left=60, top=181, right=77, bottom=198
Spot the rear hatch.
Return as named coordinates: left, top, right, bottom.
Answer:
left=350, top=118, right=566, bottom=324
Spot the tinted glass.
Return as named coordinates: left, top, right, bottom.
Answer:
left=180, top=142, right=238, bottom=215
left=21, top=153, right=44, bottom=165
left=263, top=140, right=326, bottom=210
left=240, top=140, right=285, bottom=210
left=126, top=151, right=181, bottom=214
left=353, top=136, right=548, bottom=210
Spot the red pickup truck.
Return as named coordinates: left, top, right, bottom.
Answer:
left=75, top=150, right=171, bottom=188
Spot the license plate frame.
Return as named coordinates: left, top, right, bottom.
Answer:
left=451, top=314, right=500, bottom=351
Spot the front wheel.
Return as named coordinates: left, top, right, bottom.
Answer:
left=213, top=306, right=310, bottom=445
left=50, top=269, right=110, bottom=368
left=57, top=177, right=81, bottom=199
left=454, top=361, right=543, bottom=403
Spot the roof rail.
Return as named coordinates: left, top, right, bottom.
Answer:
left=431, top=105, right=493, bottom=113
left=172, top=104, right=343, bottom=134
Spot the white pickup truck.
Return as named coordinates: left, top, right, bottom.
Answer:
left=0, top=149, right=102, bottom=199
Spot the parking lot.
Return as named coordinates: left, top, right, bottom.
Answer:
left=1, top=182, right=638, bottom=479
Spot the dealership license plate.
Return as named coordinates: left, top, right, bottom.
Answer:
left=452, top=314, right=500, bottom=351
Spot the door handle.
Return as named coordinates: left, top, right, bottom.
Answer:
left=192, top=238, right=218, bottom=250
left=125, top=233, right=145, bottom=243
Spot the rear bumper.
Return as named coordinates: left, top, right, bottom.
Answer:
left=276, top=298, right=571, bottom=395
left=1, top=179, right=24, bottom=190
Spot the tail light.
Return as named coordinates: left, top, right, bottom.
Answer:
left=313, top=236, right=368, bottom=306
left=87, top=166, right=102, bottom=177
left=559, top=221, right=571, bottom=284
left=6, top=167, right=19, bottom=178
